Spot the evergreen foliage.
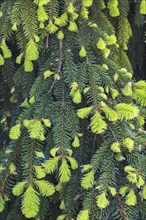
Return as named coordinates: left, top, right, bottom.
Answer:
left=0, top=0, right=146, bottom=219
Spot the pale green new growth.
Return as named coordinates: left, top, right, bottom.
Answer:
left=77, top=106, right=93, bottom=119
left=35, top=180, right=55, bottom=196
left=59, top=160, right=71, bottom=183
left=34, top=166, right=46, bottom=179
left=9, top=124, right=21, bottom=140
left=96, top=192, right=109, bottom=209
left=90, top=113, right=107, bottom=134
left=126, top=189, right=137, bottom=206
left=22, top=186, right=40, bottom=218
left=0, top=196, right=5, bottom=212
left=140, top=0, right=146, bottom=14
left=43, top=157, right=59, bottom=174
left=81, top=170, right=94, bottom=189
left=77, top=209, right=89, bottom=220
left=12, top=181, right=27, bottom=196
left=115, top=103, right=139, bottom=120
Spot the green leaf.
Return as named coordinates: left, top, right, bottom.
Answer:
left=66, top=157, right=78, bottom=170
left=37, top=132, right=45, bottom=141
left=35, top=180, right=55, bottom=196
left=50, top=147, right=59, bottom=157
left=42, top=118, right=51, bottom=128
left=133, top=89, right=146, bottom=106
left=127, top=173, right=137, bottom=184
left=96, top=192, right=109, bottom=209
left=27, top=120, right=45, bottom=140
left=111, top=142, right=121, bottom=153
left=23, top=119, right=31, bottom=128
left=70, top=82, right=78, bottom=96
left=107, top=0, right=120, bottom=17
left=82, top=164, right=93, bottom=172
left=9, top=163, right=17, bottom=174
left=66, top=149, right=73, bottom=157
left=77, top=106, right=93, bottom=119
left=21, top=99, right=29, bottom=108
left=124, top=165, right=135, bottom=173
left=22, top=186, right=40, bottom=218
left=59, top=159, right=71, bottom=183
left=0, top=11, right=3, bottom=18
left=122, top=84, right=133, bottom=97
left=56, top=215, right=66, bottom=220
left=81, top=7, right=89, bottom=19
left=116, top=103, right=139, bottom=120
left=38, top=0, right=50, bottom=6
left=77, top=209, right=89, bottom=220
left=59, top=200, right=65, bottom=210
left=79, top=46, right=87, bottom=57
left=72, top=90, right=82, bottom=104
left=106, top=34, right=117, bottom=45
left=12, top=181, right=27, bottom=196
left=113, top=73, right=119, bottom=82
left=12, top=22, right=17, bottom=31
left=43, top=157, right=59, bottom=174
left=97, top=38, right=106, bottom=50
left=47, top=21, right=58, bottom=33
left=35, top=151, right=44, bottom=158
left=24, top=58, right=33, bottom=72
left=110, top=88, right=119, bottom=99
left=82, top=0, right=93, bottom=7
left=16, top=53, right=23, bottom=64
left=68, top=21, right=78, bottom=32
left=136, top=175, right=145, bottom=187
left=34, top=165, right=46, bottom=179
left=140, top=0, right=146, bottom=14
left=4, top=195, right=10, bottom=202
left=34, top=34, right=40, bottom=43
left=9, top=124, right=21, bottom=140
left=142, top=185, right=146, bottom=199
left=54, top=12, right=68, bottom=27
left=134, top=80, right=146, bottom=89
left=1, top=40, right=12, bottom=58
left=98, top=92, right=107, bottom=100
left=100, top=102, right=118, bottom=121
left=0, top=54, right=4, bottom=66
left=57, top=30, right=64, bottom=40
left=0, top=196, right=5, bottom=212
left=119, top=186, right=128, bottom=196
left=10, top=95, right=17, bottom=103
left=115, top=153, right=125, bottom=161
left=37, top=5, right=49, bottom=22
left=67, top=3, right=74, bottom=13
left=56, top=182, right=62, bottom=192
left=123, top=138, right=134, bottom=152
left=29, top=96, right=35, bottom=105
left=108, top=186, right=116, bottom=196
left=26, top=39, right=39, bottom=61
left=72, top=136, right=80, bottom=147
left=90, top=112, right=107, bottom=134
left=125, top=189, right=137, bottom=206
left=81, top=170, right=94, bottom=189
left=43, top=70, right=54, bottom=79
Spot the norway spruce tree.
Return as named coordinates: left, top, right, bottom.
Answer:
left=0, top=0, right=146, bottom=219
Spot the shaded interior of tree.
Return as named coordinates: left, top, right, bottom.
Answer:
left=0, top=1, right=146, bottom=220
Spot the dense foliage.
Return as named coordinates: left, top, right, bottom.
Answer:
left=0, top=0, right=146, bottom=219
